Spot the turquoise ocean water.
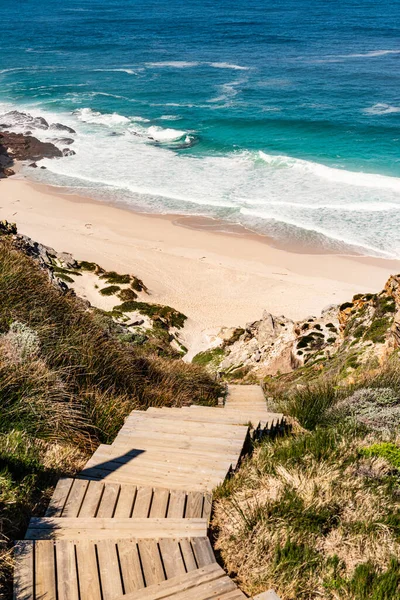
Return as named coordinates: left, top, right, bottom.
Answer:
left=1, top=0, right=400, bottom=257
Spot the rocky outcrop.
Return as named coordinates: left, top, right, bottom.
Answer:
left=215, top=305, right=340, bottom=377
left=197, top=280, right=399, bottom=380
left=0, top=131, right=62, bottom=161
left=0, top=110, right=77, bottom=177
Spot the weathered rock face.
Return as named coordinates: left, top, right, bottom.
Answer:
left=0, top=109, right=77, bottom=177
left=217, top=305, right=340, bottom=377
left=0, top=131, right=62, bottom=161
left=0, top=110, right=49, bottom=130
left=50, top=122, right=76, bottom=134
left=0, top=131, right=63, bottom=178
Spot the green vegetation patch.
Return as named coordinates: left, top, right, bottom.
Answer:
left=114, top=300, right=187, bottom=328
left=364, top=317, right=391, bottom=344
left=100, top=270, right=131, bottom=284
left=192, top=347, right=225, bottom=366
left=362, top=442, right=400, bottom=469
left=99, top=285, right=121, bottom=296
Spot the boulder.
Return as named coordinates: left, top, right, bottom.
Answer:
left=62, top=148, right=76, bottom=156
left=0, top=131, right=62, bottom=161
left=53, top=137, right=74, bottom=145
left=50, top=122, right=76, bottom=134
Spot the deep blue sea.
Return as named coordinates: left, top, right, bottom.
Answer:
left=1, top=0, right=400, bottom=257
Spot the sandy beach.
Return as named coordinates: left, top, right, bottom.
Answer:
left=1, top=175, right=400, bottom=346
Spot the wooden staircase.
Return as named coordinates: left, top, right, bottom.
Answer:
left=14, top=385, right=284, bottom=599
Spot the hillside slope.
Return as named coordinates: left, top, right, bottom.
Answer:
left=0, top=224, right=221, bottom=597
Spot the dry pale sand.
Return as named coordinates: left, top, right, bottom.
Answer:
left=1, top=176, right=400, bottom=349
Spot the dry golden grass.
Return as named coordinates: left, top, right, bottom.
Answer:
left=213, top=431, right=400, bottom=600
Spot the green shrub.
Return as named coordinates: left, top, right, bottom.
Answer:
left=100, top=271, right=131, bottom=284
left=99, top=285, right=120, bottom=296
left=192, top=347, right=225, bottom=366
left=114, top=301, right=187, bottom=328
left=364, top=318, right=391, bottom=343
left=362, top=443, right=400, bottom=469
left=273, top=381, right=339, bottom=430
left=118, top=288, right=138, bottom=302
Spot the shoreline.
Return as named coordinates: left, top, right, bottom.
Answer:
left=1, top=173, right=400, bottom=335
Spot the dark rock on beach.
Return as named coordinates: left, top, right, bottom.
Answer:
left=0, top=131, right=62, bottom=161
left=0, top=131, right=62, bottom=177
left=50, top=122, right=76, bottom=134
left=53, top=137, right=75, bottom=145
left=62, top=148, right=76, bottom=157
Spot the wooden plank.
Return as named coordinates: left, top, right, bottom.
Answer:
left=191, top=537, right=215, bottom=567
left=121, top=563, right=225, bottom=600
left=131, top=486, right=153, bottom=517
left=26, top=517, right=208, bottom=540
left=96, top=482, right=120, bottom=518
left=158, top=539, right=186, bottom=578
left=56, top=540, right=79, bottom=600
left=114, top=484, right=137, bottom=518
left=13, top=540, right=34, bottom=600
left=86, top=448, right=233, bottom=473
left=149, top=488, right=169, bottom=518
left=167, top=490, right=186, bottom=518
left=79, top=471, right=212, bottom=492
left=45, top=478, right=74, bottom=517
left=78, top=480, right=104, bottom=517
left=138, top=540, right=165, bottom=586
left=62, top=479, right=89, bottom=517
left=113, top=430, right=245, bottom=451
left=113, top=430, right=245, bottom=450
left=185, top=492, right=204, bottom=518
left=96, top=539, right=123, bottom=600
left=202, top=493, right=213, bottom=521
left=179, top=539, right=198, bottom=572
left=75, top=540, right=102, bottom=600
left=118, top=539, right=145, bottom=593
left=35, top=540, right=56, bottom=600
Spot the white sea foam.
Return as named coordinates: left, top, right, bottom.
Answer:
left=363, top=103, right=400, bottom=115
left=207, top=78, right=247, bottom=103
left=159, top=115, right=182, bottom=121
left=311, top=49, right=400, bottom=63
left=146, top=61, right=199, bottom=68
left=209, top=62, right=251, bottom=71
left=258, top=151, right=400, bottom=192
left=347, top=49, right=400, bottom=58
left=94, top=68, right=138, bottom=75
left=147, top=126, right=186, bottom=142
left=131, top=116, right=151, bottom=123
left=74, top=107, right=130, bottom=126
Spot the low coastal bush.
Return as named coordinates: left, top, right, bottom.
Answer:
left=99, top=285, right=120, bottom=296
left=113, top=300, right=187, bottom=328
left=0, top=237, right=221, bottom=595
left=213, top=369, right=400, bottom=599
left=193, top=347, right=225, bottom=367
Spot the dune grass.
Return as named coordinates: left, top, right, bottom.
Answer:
left=0, top=237, right=221, bottom=596
left=213, top=371, right=400, bottom=600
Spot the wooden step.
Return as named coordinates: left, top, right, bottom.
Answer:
left=118, top=563, right=247, bottom=600
left=121, top=416, right=248, bottom=440
left=46, top=479, right=212, bottom=521
left=83, top=445, right=234, bottom=476
left=14, top=537, right=217, bottom=600
left=25, top=517, right=207, bottom=540
left=77, top=468, right=224, bottom=492
left=112, top=431, right=246, bottom=457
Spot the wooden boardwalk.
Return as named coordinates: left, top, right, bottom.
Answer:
left=14, top=384, right=284, bottom=600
